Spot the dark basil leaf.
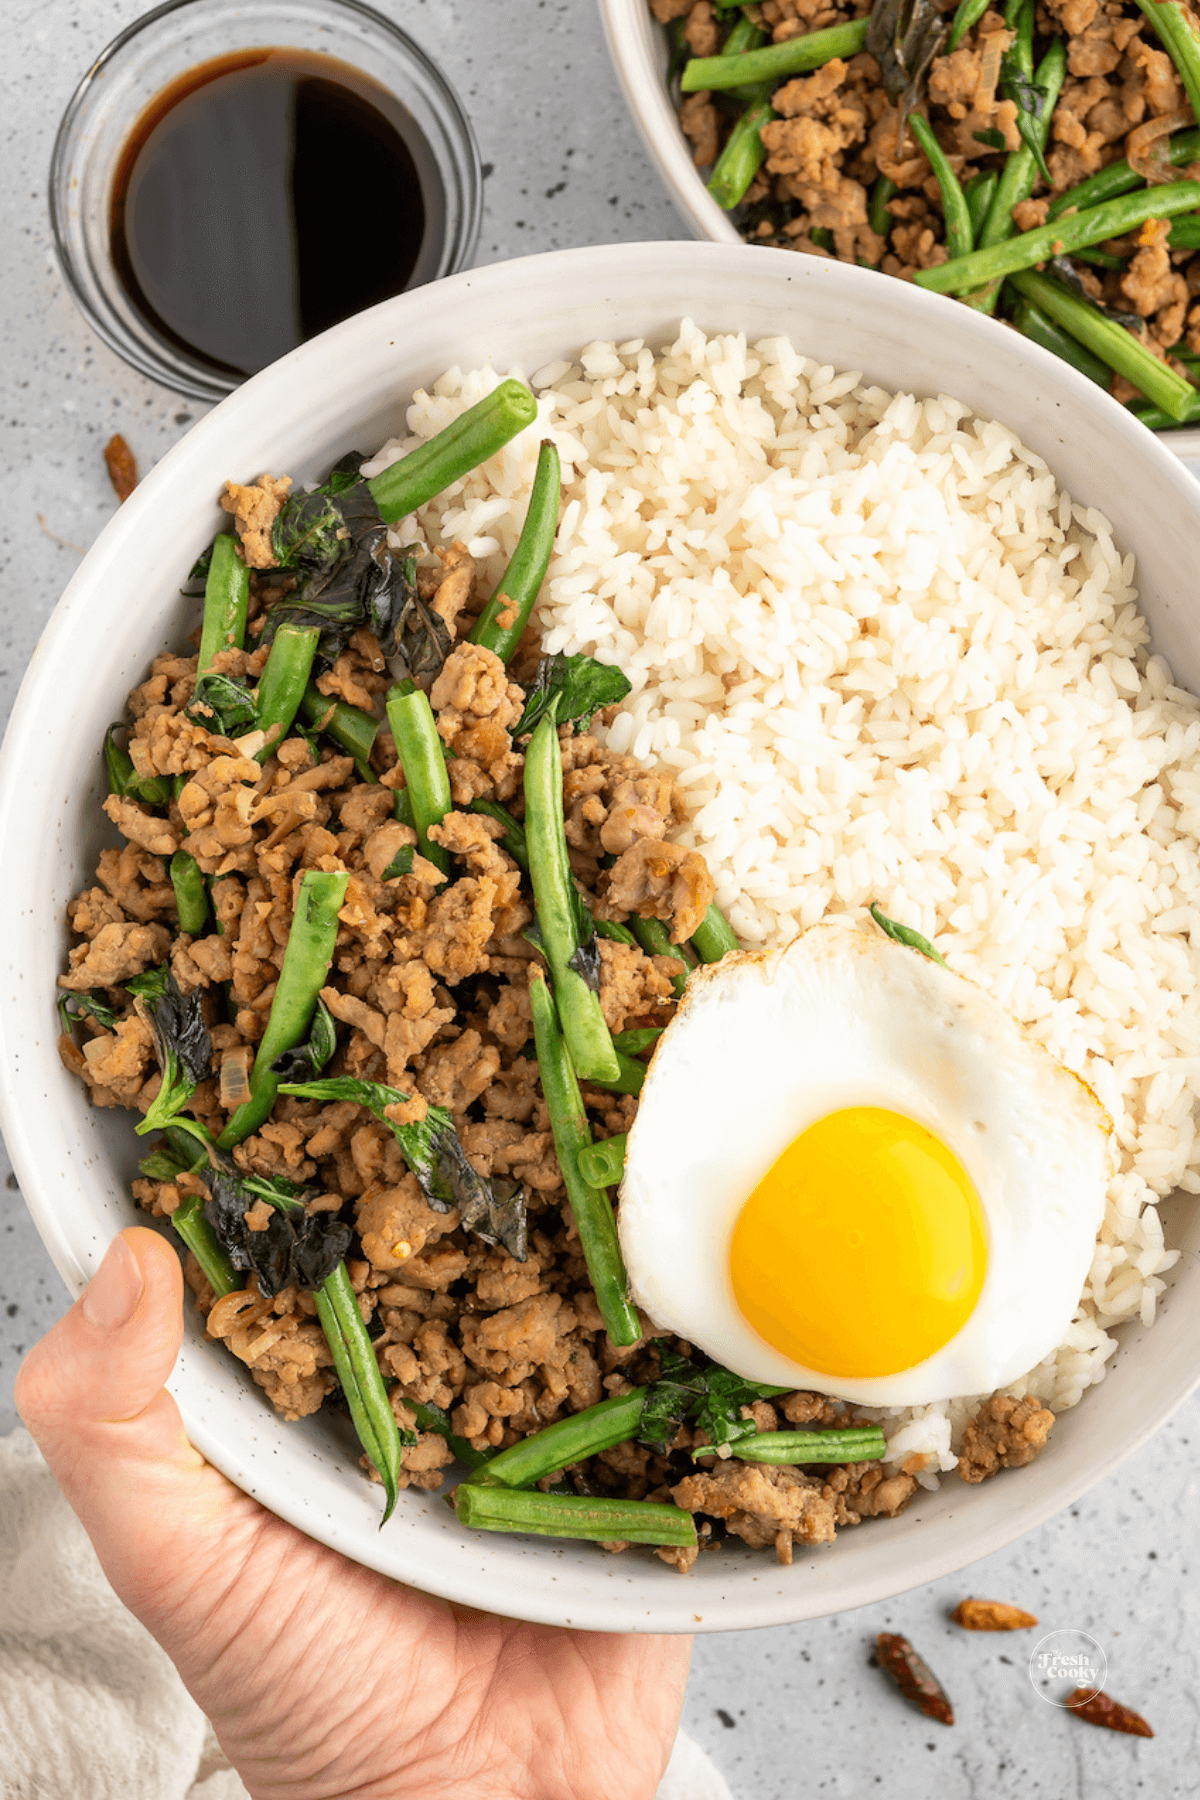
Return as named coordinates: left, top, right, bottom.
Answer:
left=568, top=936, right=603, bottom=992
left=126, top=965, right=212, bottom=1133
left=277, top=1076, right=527, bottom=1260
left=868, top=903, right=947, bottom=967
left=382, top=844, right=415, bottom=880
left=185, top=540, right=215, bottom=593
left=866, top=0, right=947, bottom=134
left=204, top=1165, right=350, bottom=1297
left=269, top=997, right=339, bottom=1084
left=999, top=56, right=1052, bottom=182
left=58, top=992, right=121, bottom=1035
left=973, top=127, right=1007, bottom=151
left=1047, top=259, right=1144, bottom=331
left=636, top=1343, right=788, bottom=1456
left=514, top=652, right=633, bottom=738
left=187, top=671, right=260, bottom=738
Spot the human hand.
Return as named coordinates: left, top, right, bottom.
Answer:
left=16, top=1229, right=692, bottom=1800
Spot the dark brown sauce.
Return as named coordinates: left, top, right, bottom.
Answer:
left=110, top=47, right=431, bottom=379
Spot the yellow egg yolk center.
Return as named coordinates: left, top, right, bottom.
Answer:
left=729, top=1106, right=988, bottom=1379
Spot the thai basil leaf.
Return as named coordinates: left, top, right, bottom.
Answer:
left=184, top=540, right=215, bottom=594
left=514, top=652, right=633, bottom=738
left=999, top=54, right=1052, bottom=182
left=58, top=992, right=122, bottom=1035
left=126, top=966, right=213, bottom=1134
left=636, top=1343, right=789, bottom=1456
left=270, top=457, right=370, bottom=568
left=868, top=903, right=947, bottom=967
left=568, top=937, right=602, bottom=992
left=268, top=997, right=339, bottom=1084
left=973, top=127, right=1007, bottom=151
left=103, top=726, right=172, bottom=807
left=205, top=1165, right=351, bottom=1298
left=187, top=671, right=260, bottom=738
left=278, top=1076, right=527, bottom=1260
left=382, top=844, right=415, bottom=880
left=866, top=0, right=947, bottom=136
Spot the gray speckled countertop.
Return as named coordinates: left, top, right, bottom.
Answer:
left=3, top=4, right=1199, bottom=1794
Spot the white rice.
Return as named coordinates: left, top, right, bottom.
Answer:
left=361, top=321, right=1200, bottom=1484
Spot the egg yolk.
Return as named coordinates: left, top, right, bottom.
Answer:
left=729, top=1106, right=988, bottom=1379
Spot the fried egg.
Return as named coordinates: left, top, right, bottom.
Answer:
left=618, top=922, right=1113, bottom=1405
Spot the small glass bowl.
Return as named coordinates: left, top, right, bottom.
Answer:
left=50, top=0, right=482, bottom=401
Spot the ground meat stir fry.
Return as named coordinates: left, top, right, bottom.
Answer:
left=662, top=0, right=1200, bottom=388
left=60, top=497, right=1053, bottom=1570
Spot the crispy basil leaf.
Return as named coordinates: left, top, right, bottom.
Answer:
left=126, top=966, right=213, bottom=1134
left=999, top=54, right=1052, bottom=183
left=866, top=0, right=947, bottom=135
left=1047, top=259, right=1143, bottom=331
left=868, top=903, right=947, bottom=967
left=383, top=565, right=454, bottom=682
left=514, top=652, right=633, bottom=738
left=271, top=458, right=370, bottom=568
left=636, top=1344, right=788, bottom=1456
left=278, top=1076, right=527, bottom=1260
left=268, top=997, right=339, bottom=1084
left=58, top=992, right=121, bottom=1035
left=204, top=1165, right=350, bottom=1298
left=568, top=936, right=603, bottom=992
left=187, top=671, right=260, bottom=738
left=184, top=540, right=215, bottom=593
left=382, top=844, right=415, bottom=880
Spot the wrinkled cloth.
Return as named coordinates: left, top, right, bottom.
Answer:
left=0, top=1429, right=732, bottom=1800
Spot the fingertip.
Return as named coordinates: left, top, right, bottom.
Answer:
left=122, top=1224, right=186, bottom=1316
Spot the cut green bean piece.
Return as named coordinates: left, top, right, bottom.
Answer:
left=524, top=714, right=620, bottom=1083
left=708, top=95, right=775, bottom=208
left=468, top=1388, right=648, bottom=1489
left=255, top=622, right=319, bottom=761
left=218, top=868, right=349, bottom=1149
left=197, top=533, right=249, bottom=677
left=964, top=169, right=998, bottom=238
left=1169, top=214, right=1200, bottom=249
left=696, top=1426, right=888, bottom=1466
left=920, top=179, right=1200, bottom=298
left=578, top=1134, right=628, bottom=1189
left=1047, top=127, right=1200, bottom=220
left=1071, top=246, right=1127, bottom=269
left=469, top=798, right=528, bottom=871
left=594, top=916, right=638, bottom=948
left=681, top=18, right=869, bottom=90
left=454, top=1483, right=696, bottom=1545
left=471, top=439, right=561, bottom=661
left=103, top=726, right=172, bottom=807
left=948, top=0, right=989, bottom=51
left=367, top=380, right=537, bottom=525
left=908, top=113, right=973, bottom=258
left=529, top=971, right=640, bottom=1345
left=299, top=682, right=379, bottom=780
left=585, top=1051, right=646, bottom=1097
left=1008, top=269, right=1194, bottom=418
left=170, top=850, right=209, bottom=936
left=1128, top=387, right=1200, bottom=428
left=1132, top=0, right=1200, bottom=124
left=630, top=915, right=695, bottom=999
left=869, top=174, right=898, bottom=239
left=1008, top=295, right=1110, bottom=385
left=170, top=1194, right=240, bottom=1298
left=314, top=1261, right=402, bottom=1523
left=966, top=35, right=1066, bottom=315
left=690, top=904, right=740, bottom=964
left=385, top=681, right=453, bottom=876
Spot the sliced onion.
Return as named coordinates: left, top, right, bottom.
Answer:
left=975, top=32, right=1005, bottom=111
left=219, top=1046, right=253, bottom=1109
left=1128, top=109, right=1194, bottom=184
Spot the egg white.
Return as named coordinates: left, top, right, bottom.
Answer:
left=618, top=921, right=1113, bottom=1405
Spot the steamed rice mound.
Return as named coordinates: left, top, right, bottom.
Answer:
left=365, top=320, right=1197, bottom=1483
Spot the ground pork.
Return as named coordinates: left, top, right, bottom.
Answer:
left=219, top=475, right=291, bottom=569
left=957, top=1394, right=1055, bottom=1482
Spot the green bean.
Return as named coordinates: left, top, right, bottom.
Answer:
left=918, top=178, right=1200, bottom=297
left=524, top=715, right=620, bottom=1083
left=720, top=11, right=768, bottom=100
left=585, top=1050, right=647, bottom=1098
left=1047, top=128, right=1200, bottom=220
left=1071, top=246, right=1128, bottom=269
left=1169, top=213, right=1200, bottom=249
left=1128, top=387, right=1200, bottom=428
left=470, top=439, right=561, bottom=661
left=103, top=727, right=171, bottom=807
left=695, top=1426, right=888, bottom=1465
left=1132, top=0, right=1200, bottom=124
left=593, top=917, right=639, bottom=949
left=196, top=532, right=249, bottom=676
left=578, top=1134, right=628, bottom=1189
left=611, top=1028, right=662, bottom=1056
left=690, top=903, right=740, bottom=963
left=948, top=0, right=989, bottom=51
left=218, top=868, right=349, bottom=1149
left=1008, top=294, right=1111, bottom=385
left=964, top=170, right=998, bottom=238
left=254, top=622, right=319, bottom=760
left=908, top=114, right=973, bottom=258
left=299, top=682, right=379, bottom=780
left=629, top=914, right=696, bottom=999
left=869, top=174, right=898, bottom=239
left=708, top=96, right=775, bottom=208
left=314, top=1261, right=402, bottom=1522
left=170, top=850, right=209, bottom=936
left=529, top=971, right=639, bottom=1345
left=454, top=1483, right=696, bottom=1545
left=1008, top=269, right=1195, bottom=417
left=681, top=18, right=869, bottom=91
left=169, top=1194, right=240, bottom=1298
left=965, top=36, right=1067, bottom=315
left=366, top=380, right=537, bottom=525
left=469, top=798, right=528, bottom=871
left=468, top=1388, right=648, bottom=1488
left=385, top=681, right=453, bottom=876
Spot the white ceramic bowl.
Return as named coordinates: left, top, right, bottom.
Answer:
left=4, top=241, right=1200, bottom=1633
left=597, top=0, right=1200, bottom=463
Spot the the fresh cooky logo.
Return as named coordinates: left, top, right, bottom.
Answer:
left=1028, top=1629, right=1107, bottom=1707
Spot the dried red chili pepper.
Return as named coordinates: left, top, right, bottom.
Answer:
left=104, top=434, right=138, bottom=503
left=1065, top=1688, right=1153, bottom=1737
left=874, top=1632, right=955, bottom=1724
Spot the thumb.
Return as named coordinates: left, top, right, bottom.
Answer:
left=15, top=1227, right=244, bottom=1618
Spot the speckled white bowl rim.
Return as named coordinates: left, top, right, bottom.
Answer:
left=3, top=241, right=1199, bottom=1634
left=596, top=0, right=1200, bottom=463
